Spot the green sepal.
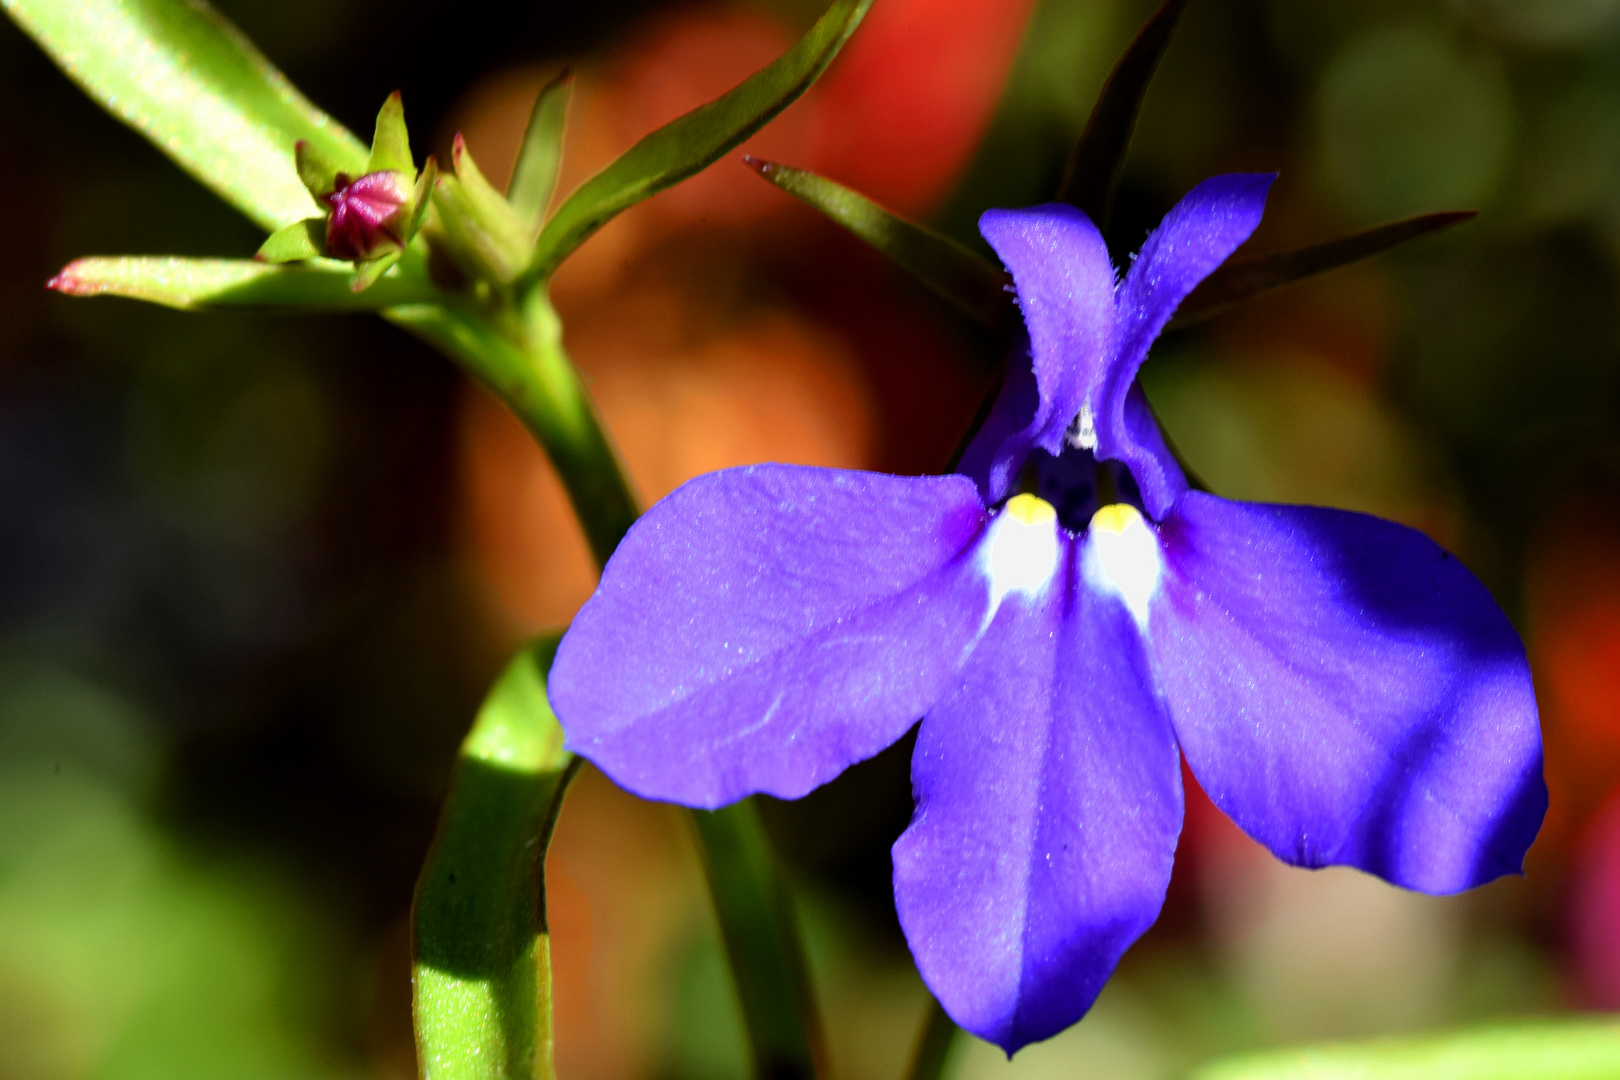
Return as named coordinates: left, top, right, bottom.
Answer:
left=366, top=90, right=414, bottom=177
left=431, top=137, right=534, bottom=284
left=413, top=634, right=578, bottom=1080
left=408, top=155, right=440, bottom=242
left=747, top=158, right=1012, bottom=332
left=48, top=254, right=438, bottom=310
left=255, top=217, right=326, bottom=263
left=508, top=71, right=574, bottom=232
left=528, top=0, right=875, bottom=281
left=295, top=139, right=343, bottom=200
left=350, top=250, right=402, bottom=293
left=2, top=0, right=367, bottom=231
left=1170, top=210, right=1477, bottom=329
left=1189, top=1018, right=1620, bottom=1080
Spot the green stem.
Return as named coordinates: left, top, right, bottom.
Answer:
left=904, top=997, right=958, bottom=1080
left=387, top=293, right=639, bottom=568
left=413, top=635, right=580, bottom=1080
left=691, top=802, right=824, bottom=1080
left=396, top=290, right=826, bottom=1080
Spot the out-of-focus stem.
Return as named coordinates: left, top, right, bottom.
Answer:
left=905, top=996, right=958, bottom=1080
left=692, top=801, right=824, bottom=1080
left=394, top=289, right=825, bottom=1080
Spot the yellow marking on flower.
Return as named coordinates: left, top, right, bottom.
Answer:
left=978, top=494, right=1062, bottom=621
left=1003, top=493, right=1057, bottom=526
left=1082, top=503, right=1162, bottom=628
left=1089, top=502, right=1140, bottom=535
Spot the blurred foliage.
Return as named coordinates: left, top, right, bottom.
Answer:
left=5, top=0, right=1620, bottom=1076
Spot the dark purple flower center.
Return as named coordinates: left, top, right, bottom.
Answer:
left=1011, top=414, right=1147, bottom=533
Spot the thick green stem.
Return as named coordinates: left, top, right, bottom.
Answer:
left=387, top=294, right=639, bottom=567
left=413, top=635, right=580, bottom=1080
left=396, top=291, right=825, bottom=1080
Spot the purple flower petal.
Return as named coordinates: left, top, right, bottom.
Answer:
left=894, top=552, right=1182, bottom=1053
left=1102, top=174, right=1273, bottom=516
left=961, top=204, right=1116, bottom=503
left=1149, top=493, right=1546, bottom=893
left=549, top=464, right=993, bottom=808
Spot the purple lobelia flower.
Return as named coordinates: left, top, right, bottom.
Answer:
left=547, top=173, right=1546, bottom=1053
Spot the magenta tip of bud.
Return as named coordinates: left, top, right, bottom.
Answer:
left=46, top=264, right=87, bottom=294
left=741, top=155, right=775, bottom=178
left=452, top=133, right=467, bottom=170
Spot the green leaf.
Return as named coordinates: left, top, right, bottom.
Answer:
left=529, top=0, right=875, bottom=280
left=255, top=218, right=326, bottom=263
left=1056, top=0, right=1191, bottom=230
left=48, top=254, right=438, bottom=310
left=508, top=72, right=574, bottom=232
left=2, top=0, right=368, bottom=231
left=432, top=136, right=536, bottom=284
left=746, top=158, right=1012, bottom=331
left=1170, top=210, right=1476, bottom=328
left=690, top=802, right=824, bottom=1080
left=414, top=635, right=579, bottom=1080
left=1187, top=1019, right=1620, bottom=1080
left=367, top=91, right=414, bottom=177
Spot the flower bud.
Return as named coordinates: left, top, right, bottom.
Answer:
left=323, top=169, right=413, bottom=262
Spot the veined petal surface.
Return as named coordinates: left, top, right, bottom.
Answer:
left=549, top=465, right=991, bottom=808
left=1104, top=174, right=1272, bottom=515
left=894, top=550, right=1182, bottom=1053
left=1148, top=493, right=1545, bottom=894
left=962, top=205, right=1116, bottom=504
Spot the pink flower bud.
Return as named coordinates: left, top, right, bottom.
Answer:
left=323, top=170, right=412, bottom=261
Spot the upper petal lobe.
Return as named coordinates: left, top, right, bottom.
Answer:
left=549, top=465, right=992, bottom=807
left=1148, top=493, right=1546, bottom=893
left=1103, top=174, right=1273, bottom=515
left=893, top=543, right=1182, bottom=1053
left=961, top=204, right=1116, bottom=503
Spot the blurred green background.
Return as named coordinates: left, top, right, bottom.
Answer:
left=3, top=0, right=1620, bottom=1077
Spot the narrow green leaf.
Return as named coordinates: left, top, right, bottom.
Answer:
left=48, top=254, right=438, bottom=310
left=1056, top=0, right=1191, bottom=229
left=255, top=218, right=326, bottom=263
left=690, top=802, right=824, bottom=1080
left=2, top=0, right=367, bottom=231
left=367, top=91, right=414, bottom=177
left=746, top=158, right=1012, bottom=331
left=413, top=635, right=580, bottom=1080
left=433, top=137, right=536, bottom=284
left=1188, top=1019, right=1620, bottom=1080
left=508, top=72, right=574, bottom=232
left=529, top=0, right=875, bottom=280
left=1170, top=210, right=1476, bottom=328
